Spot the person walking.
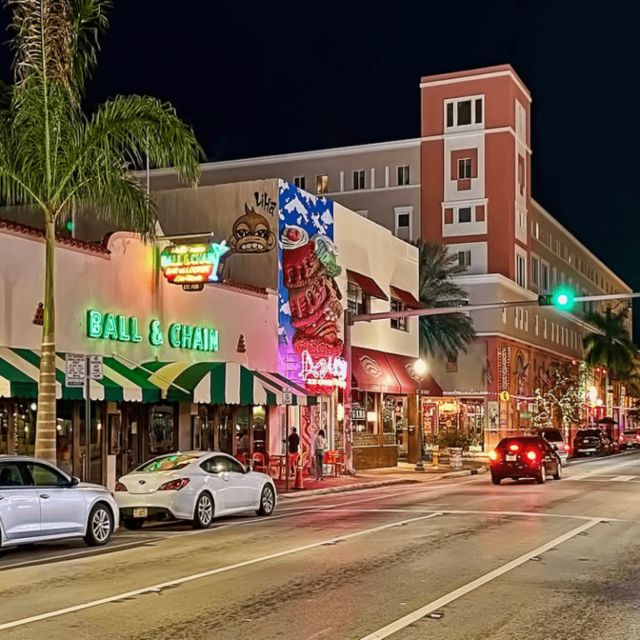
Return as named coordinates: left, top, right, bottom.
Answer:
left=313, top=429, right=326, bottom=481
left=288, top=427, right=300, bottom=475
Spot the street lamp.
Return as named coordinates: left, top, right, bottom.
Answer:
left=413, top=358, right=428, bottom=471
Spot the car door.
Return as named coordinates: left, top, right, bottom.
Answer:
left=541, top=441, right=559, bottom=475
left=224, top=456, right=257, bottom=509
left=0, top=461, right=40, bottom=541
left=23, top=462, right=86, bottom=536
left=199, top=456, right=234, bottom=513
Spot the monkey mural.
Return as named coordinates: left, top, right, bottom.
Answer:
left=227, top=204, right=276, bottom=254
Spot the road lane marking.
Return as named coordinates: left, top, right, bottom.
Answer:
left=0, top=513, right=442, bottom=631
left=358, top=518, right=602, bottom=640
left=611, top=475, right=635, bottom=481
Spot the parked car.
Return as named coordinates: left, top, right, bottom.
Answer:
left=572, top=428, right=613, bottom=457
left=540, top=428, right=570, bottom=465
left=618, top=429, right=640, bottom=449
left=0, top=456, right=118, bottom=549
left=115, top=451, right=277, bottom=530
left=489, top=436, right=562, bottom=485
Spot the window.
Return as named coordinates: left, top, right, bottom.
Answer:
left=397, top=165, right=410, bottom=186
left=533, top=222, right=540, bottom=239
left=316, top=174, right=329, bottom=194
left=394, top=206, right=413, bottom=241
left=458, top=158, right=472, bottom=180
left=458, top=207, right=472, bottom=223
left=458, top=250, right=471, bottom=267
left=390, top=298, right=407, bottom=331
left=535, top=315, right=539, bottom=336
left=137, top=454, right=199, bottom=472
left=0, top=462, right=25, bottom=487
left=445, top=97, right=484, bottom=128
left=25, top=462, right=69, bottom=487
left=293, top=176, right=306, bottom=190
left=516, top=253, right=527, bottom=288
left=531, top=256, right=540, bottom=287
left=202, top=455, right=245, bottom=475
left=347, top=282, right=368, bottom=315
left=352, top=170, right=365, bottom=190
left=543, top=318, right=548, bottom=339
left=541, top=263, right=549, bottom=292
left=446, top=353, right=458, bottom=373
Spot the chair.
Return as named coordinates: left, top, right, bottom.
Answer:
left=267, top=455, right=284, bottom=480
left=324, top=450, right=338, bottom=477
left=333, top=451, right=346, bottom=477
left=235, top=452, right=247, bottom=466
left=251, top=452, right=267, bottom=473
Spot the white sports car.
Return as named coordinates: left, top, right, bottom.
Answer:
left=115, top=451, right=277, bottom=530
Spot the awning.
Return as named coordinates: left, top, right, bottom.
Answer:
left=0, top=348, right=162, bottom=402
left=142, top=361, right=316, bottom=406
left=347, top=270, right=388, bottom=301
left=390, top=286, right=422, bottom=309
left=351, top=347, right=442, bottom=396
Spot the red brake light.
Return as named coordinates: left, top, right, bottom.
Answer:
left=159, top=478, right=190, bottom=491
left=526, top=450, right=538, bottom=461
left=489, top=450, right=498, bottom=461
left=115, top=482, right=127, bottom=492
left=509, top=444, right=520, bottom=452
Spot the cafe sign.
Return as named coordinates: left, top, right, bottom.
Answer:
left=86, top=309, right=219, bottom=353
left=160, top=242, right=230, bottom=288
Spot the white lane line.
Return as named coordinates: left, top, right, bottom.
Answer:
left=0, top=513, right=442, bottom=631
left=611, top=475, right=636, bottom=482
left=359, top=518, right=602, bottom=640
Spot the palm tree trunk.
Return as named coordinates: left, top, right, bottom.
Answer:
left=35, top=218, right=57, bottom=464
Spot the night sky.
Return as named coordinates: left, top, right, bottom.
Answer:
left=0, top=1, right=637, bottom=329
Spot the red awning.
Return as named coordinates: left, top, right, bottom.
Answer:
left=385, top=353, right=443, bottom=396
left=347, top=270, right=388, bottom=301
left=390, top=286, right=422, bottom=309
left=351, top=347, right=401, bottom=394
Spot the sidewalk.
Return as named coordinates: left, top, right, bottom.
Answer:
left=275, top=459, right=488, bottom=498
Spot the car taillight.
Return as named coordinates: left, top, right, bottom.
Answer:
left=509, top=444, right=519, bottom=452
left=526, top=450, right=538, bottom=461
left=489, top=450, right=498, bottom=461
left=115, top=482, right=128, bottom=492
left=159, top=478, right=190, bottom=491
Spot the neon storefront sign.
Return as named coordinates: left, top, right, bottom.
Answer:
left=86, top=310, right=219, bottom=353
left=160, top=242, right=230, bottom=285
left=300, top=350, right=348, bottom=389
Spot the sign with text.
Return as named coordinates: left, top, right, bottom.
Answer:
left=89, top=355, right=104, bottom=381
left=65, top=354, right=86, bottom=387
left=160, top=242, right=230, bottom=286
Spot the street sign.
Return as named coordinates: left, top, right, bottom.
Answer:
left=65, top=353, right=86, bottom=387
left=283, top=390, right=293, bottom=405
left=499, top=391, right=510, bottom=402
left=89, top=355, right=104, bottom=380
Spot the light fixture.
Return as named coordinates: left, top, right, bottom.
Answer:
left=337, top=403, right=344, bottom=421
left=413, top=358, right=428, bottom=377
left=30, top=402, right=37, bottom=412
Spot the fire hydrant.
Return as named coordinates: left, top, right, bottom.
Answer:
left=432, top=444, right=439, bottom=467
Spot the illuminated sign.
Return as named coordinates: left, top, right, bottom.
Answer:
left=160, top=242, right=230, bottom=286
left=86, top=310, right=218, bottom=353
left=300, top=350, right=348, bottom=389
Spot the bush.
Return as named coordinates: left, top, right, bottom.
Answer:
left=436, top=430, right=471, bottom=450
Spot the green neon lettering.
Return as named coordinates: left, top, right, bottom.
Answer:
left=130, top=317, right=143, bottom=343
left=87, top=310, right=103, bottom=338
left=103, top=313, right=118, bottom=340
left=181, top=325, right=193, bottom=350
left=149, top=320, right=163, bottom=346
left=192, top=327, right=204, bottom=351
left=168, top=323, right=181, bottom=348
left=207, top=329, right=219, bottom=352
left=117, top=315, right=131, bottom=342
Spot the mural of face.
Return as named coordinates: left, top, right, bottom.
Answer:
left=228, top=204, right=276, bottom=253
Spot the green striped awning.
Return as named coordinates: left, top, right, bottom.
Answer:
left=0, top=348, right=161, bottom=402
left=144, top=361, right=316, bottom=406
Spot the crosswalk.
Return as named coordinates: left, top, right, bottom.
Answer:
left=566, top=473, right=640, bottom=483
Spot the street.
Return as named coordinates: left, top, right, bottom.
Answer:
left=0, top=452, right=639, bottom=640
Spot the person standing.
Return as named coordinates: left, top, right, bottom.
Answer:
left=288, top=427, right=300, bottom=474
left=313, top=429, right=326, bottom=481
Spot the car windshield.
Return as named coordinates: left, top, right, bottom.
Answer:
left=135, top=454, right=200, bottom=473
left=541, top=430, right=563, bottom=442
left=577, top=429, right=600, bottom=437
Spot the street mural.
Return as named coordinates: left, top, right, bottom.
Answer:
left=227, top=201, right=276, bottom=254
left=277, top=180, right=345, bottom=392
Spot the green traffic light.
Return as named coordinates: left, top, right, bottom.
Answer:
left=551, top=286, right=575, bottom=311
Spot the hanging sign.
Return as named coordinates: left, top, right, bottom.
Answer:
left=497, top=345, right=510, bottom=392
left=160, top=242, right=231, bottom=288
left=300, top=350, right=348, bottom=389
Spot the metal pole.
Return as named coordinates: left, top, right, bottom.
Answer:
left=84, top=356, right=91, bottom=482
left=343, top=309, right=354, bottom=474
left=415, top=393, right=424, bottom=471
left=284, top=409, right=289, bottom=493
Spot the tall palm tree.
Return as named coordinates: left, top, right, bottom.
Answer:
left=583, top=307, right=637, bottom=392
left=0, top=0, right=202, bottom=464
left=416, top=240, right=475, bottom=359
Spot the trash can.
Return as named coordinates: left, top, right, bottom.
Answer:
left=449, top=447, right=463, bottom=470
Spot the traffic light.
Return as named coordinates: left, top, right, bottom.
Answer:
left=538, top=286, right=575, bottom=311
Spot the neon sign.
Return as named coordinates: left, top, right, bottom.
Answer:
left=300, top=350, right=348, bottom=389
left=160, top=242, right=230, bottom=286
left=86, top=310, right=218, bottom=353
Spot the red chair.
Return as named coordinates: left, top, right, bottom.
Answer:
left=236, top=452, right=247, bottom=466
left=251, top=452, right=267, bottom=473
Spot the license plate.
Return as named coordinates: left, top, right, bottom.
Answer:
left=505, top=454, right=517, bottom=462
left=133, top=508, right=148, bottom=518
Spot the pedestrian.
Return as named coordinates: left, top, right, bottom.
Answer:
left=313, top=429, right=326, bottom=481
left=288, top=427, right=300, bottom=474
left=237, top=429, right=249, bottom=462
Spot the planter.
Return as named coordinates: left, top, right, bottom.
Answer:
left=448, top=447, right=464, bottom=470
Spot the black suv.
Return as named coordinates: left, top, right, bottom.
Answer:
left=573, top=429, right=612, bottom=457
left=489, top=436, right=562, bottom=485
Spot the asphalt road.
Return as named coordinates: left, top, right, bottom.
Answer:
left=2, top=451, right=640, bottom=640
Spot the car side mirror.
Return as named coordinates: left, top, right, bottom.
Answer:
left=69, top=476, right=80, bottom=487
left=551, top=444, right=558, bottom=451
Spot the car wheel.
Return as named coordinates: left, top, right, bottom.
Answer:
left=536, top=465, right=547, bottom=484
left=256, top=484, right=276, bottom=516
left=84, top=503, right=114, bottom=547
left=192, top=492, right=214, bottom=529
left=122, top=518, right=145, bottom=530
left=491, top=471, right=501, bottom=485
left=553, top=464, right=562, bottom=480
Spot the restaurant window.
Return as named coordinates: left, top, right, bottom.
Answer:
left=0, top=402, right=8, bottom=454
left=293, top=176, right=306, bottom=190
left=352, top=170, right=366, bottom=190
left=352, top=391, right=377, bottom=435
left=397, top=165, right=410, bottom=186
left=390, top=298, right=407, bottom=331
left=347, top=282, right=369, bottom=315
left=149, top=405, right=175, bottom=455
left=316, top=174, right=329, bottom=194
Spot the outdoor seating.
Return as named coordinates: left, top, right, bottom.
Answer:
left=251, top=452, right=268, bottom=473
left=267, top=454, right=285, bottom=479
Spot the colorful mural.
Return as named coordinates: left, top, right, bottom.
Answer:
left=277, top=180, right=346, bottom=391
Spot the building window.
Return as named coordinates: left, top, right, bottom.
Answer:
left=516, top=252, right=527, bottom=288
left=394, top=206, right=413, bottom=241
left=541, top=262, right=549, bottom=292
left=397, top=165, right=410, bottom=186
left=347, top=282, right=368, bottom=315
left=352, top=170, right=365, bottom=190
left=535, top=315, right=539, bottom=336
left=446, top=353, right=458, bottom=372
left=458, top=207, right=472, bottom=223
left=458, top=158, right=472, bottom=180
left=543, top=318, right=548, bottom=339
left=457, top=250, right=471, bottom=268
left=390, top=298, right=407, bottom=331
left=534, top=221, right=540, bottom=239
left=316, top=174, right=328, bottom=194
left=531, top=256, right=540, bottom=287
left=293, top=176, right=306, bottom=190
left=445, top=96, right=484, bottom=128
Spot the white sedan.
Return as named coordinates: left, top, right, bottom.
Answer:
left=115, top=451, right=277, bottom=529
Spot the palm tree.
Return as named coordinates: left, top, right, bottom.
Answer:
left=416, top=240, right=475, bottom=359
left=0, top=0, right=202, bottom=464
left=583, top=307, right=637, bottom=392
